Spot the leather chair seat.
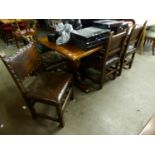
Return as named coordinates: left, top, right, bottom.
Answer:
left=3, top=26, right=12, bottom=31
left=35, top=43, right=67, bottom=71
left=41, top=51, right=66, bottom=67
left=18, top=22, right=27, bottom=29
left=26, top=72, right=72, bottom=104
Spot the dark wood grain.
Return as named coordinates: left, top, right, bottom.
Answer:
left=38, top=37, right=103, bottom=61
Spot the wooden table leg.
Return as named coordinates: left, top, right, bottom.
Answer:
left=69, top=60, right=90, bottom=93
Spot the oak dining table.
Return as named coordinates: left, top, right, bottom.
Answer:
left=38, top=37, right=104, bottom=93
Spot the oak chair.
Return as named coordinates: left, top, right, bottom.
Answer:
left=35, top=43, right=69, bottom=72
left=81, top=31, right=128, bottom=89
left=0, top=43, right=73, bottom=127
left=47, top=19, right=62, bottom=32
left=119, top=21, right=147, bottom=75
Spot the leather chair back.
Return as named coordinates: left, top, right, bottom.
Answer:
left=127, top=21, right=147, bottom=49
left=0, top=43, right=42, bottom=98
left=2, top=43, right=41, bottom=82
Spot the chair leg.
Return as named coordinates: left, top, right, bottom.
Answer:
left=98, top=82, right=103, bottom=89
left=113, top=63, right=119, bottom=79
left=70, top=88, right=74, bottom=100
left=118, top=61, right=124, bottom=76
left=152, top=40, right=155, bottom=55
left=56, top=105, right=64, bottom=127
left=26, top=101, right=37, bottom=119
left=129, top=53, right=136, bottom=69
left=99, top=75, right=104, bottom=89
left=118, top=54, right=126, bottom=76
left=70, top=80, right=74, bottom=100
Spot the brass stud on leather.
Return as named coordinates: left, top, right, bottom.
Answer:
left=0, top=124, right=4, bottom=129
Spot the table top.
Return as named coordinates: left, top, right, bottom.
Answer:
left=38, top=37, right=103, bottom=61
left=0, top=19, right=23, bottom=24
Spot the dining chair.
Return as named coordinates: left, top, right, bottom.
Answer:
left=12, top=20, right=37, bottom=48
left=47, top=19, right=62, bottom=32
left=12, top=19, right=68, bottom=73
left=34, top=42, right=69, bottom=72
left=81, top=31, right=128, bottom=89
left=144, top=25, right=155, bottom=55
left=0, top=43, right=74, bottom=127
left=119, top=21, right=147, bottom=75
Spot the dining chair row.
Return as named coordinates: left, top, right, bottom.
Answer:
left=80, top=21, right=147, bottom=90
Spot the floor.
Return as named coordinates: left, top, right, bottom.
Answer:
left=0, top=37, right=155, bottom=135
